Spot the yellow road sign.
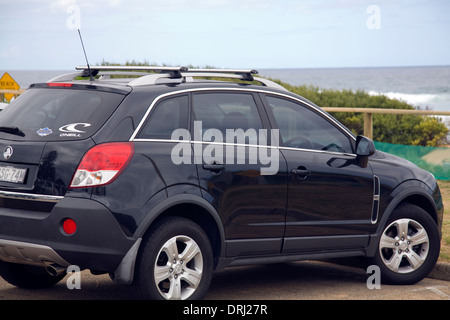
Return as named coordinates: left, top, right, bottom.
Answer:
left=0, top=72, right=20, bottom=102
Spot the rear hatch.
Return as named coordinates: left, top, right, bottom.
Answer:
left=0, top=83, right=129, bottom=204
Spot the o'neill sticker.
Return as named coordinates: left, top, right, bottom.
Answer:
left=59, top=123, right=91, bottom=137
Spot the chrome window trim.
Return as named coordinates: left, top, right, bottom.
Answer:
left=279, top=146, right=356, bottom=158
left=133, top=138, right=355, bottom=158
left=132, top=139, right=278, bottom=149
left=133, top=139, right=190, bottom=143
left=191, top=141, right=278, bottom=149
left=129, top=88, right=357, bottom=153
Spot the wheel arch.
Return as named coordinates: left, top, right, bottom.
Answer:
left=366, top=184, right=439, bottom=257
left=133, top=194, right=225, bottom=268
left=400, top=194, right=438, bottom=224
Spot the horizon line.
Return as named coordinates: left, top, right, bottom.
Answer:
left=2, top=64, right=450, bottom=72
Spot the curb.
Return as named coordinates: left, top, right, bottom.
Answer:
left=428, top=261, right=450, bottom=282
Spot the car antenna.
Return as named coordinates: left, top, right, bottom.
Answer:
left=77, top=29, right=95, bottom=81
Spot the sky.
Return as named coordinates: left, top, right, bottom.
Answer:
left=1, top=0, right=449, bottom=70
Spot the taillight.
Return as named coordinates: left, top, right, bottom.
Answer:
left=70, top=142, right=134, bottom=188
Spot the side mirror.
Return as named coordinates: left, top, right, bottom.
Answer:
left=356, top=135, right=376, bottom=157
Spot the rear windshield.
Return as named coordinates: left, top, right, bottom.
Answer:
left=0, top=87, right=126, bottom=141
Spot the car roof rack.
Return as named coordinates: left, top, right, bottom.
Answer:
left=48, top=66, right=288, bottom=91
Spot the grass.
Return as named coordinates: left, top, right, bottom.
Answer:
left=438, top=180, right=450, bottom=262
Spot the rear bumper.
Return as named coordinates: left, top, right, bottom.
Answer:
left=0, top=239, right=70, bottom=267
left=0, top=195, right=136, bottom=272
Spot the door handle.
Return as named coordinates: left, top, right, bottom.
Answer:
left=291, top=167, right=311, bottom=180
left=202, top=162, right=225, bottom=173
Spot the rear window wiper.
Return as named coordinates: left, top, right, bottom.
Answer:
left=0, top=126, right=25, bottom=137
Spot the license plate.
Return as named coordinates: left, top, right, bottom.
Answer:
left=0, top=166, right=27, bottom=184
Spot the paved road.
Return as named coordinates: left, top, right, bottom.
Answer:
left=0, top=260, right=448, bottom=300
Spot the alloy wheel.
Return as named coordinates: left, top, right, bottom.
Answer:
left=379, top=218, right=430, bottom=274
left=154, top=235, right=204, bottom=300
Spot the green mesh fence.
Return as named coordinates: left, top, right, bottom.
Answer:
left=374, top=141, right=450, bottom=181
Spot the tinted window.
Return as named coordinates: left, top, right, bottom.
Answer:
left=137, top=95, right=189, bottom=140
left=266, top=96, right=353, bottom=153
left=193, top=92, right=263, bottom=143
left=0, top=88, right=125, bottom=141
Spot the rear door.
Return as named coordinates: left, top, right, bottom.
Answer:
left=192, top=90, right=288, bottom=257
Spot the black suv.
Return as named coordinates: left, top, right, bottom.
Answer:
left=0, top=66, right=443, bottom=300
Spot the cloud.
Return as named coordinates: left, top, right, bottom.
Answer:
left=0, top=45, right=21, bottom=59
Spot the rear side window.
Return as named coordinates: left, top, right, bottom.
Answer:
left=0, top=88, right=125, bottom=141
left=136, top=95, right=189, bottom=140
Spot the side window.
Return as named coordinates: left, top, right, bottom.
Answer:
left=137, top=95, right=189, bottom=140
left=266, top=95, right=353, bottom=153
left=192, top=92, right=264, bottom=143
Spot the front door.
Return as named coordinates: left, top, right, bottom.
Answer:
left=262, top=94, right=375, bottom=253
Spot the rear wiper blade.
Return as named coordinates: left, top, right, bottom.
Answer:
left=0, top=126, right=25, bottom=137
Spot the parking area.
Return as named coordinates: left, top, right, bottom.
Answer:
left=0, top=260, right=448, bottom=300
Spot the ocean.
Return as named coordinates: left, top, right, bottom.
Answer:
left=2, top=66, right=450, bottom=113
left=259, top=65, right=450, bottom=113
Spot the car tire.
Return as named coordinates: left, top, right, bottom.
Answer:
left=130, top=217, right=213, bottom=300
left=371, top=203, right=440, bottom=285
left=0, top=261, right=66, bottom=289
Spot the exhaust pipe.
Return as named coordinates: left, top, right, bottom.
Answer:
left=45, top=263, right=67, bottom=277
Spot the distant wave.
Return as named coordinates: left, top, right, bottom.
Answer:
left=368, top=91, right=444, bottom=109
left=367, top=91, right=450, bottom=131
